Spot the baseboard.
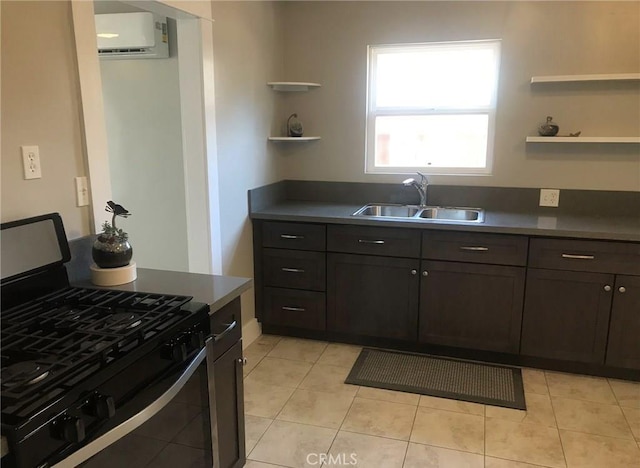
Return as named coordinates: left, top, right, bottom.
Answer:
left=242, top=318, right=262, bottom=349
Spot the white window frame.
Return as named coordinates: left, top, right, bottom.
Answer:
left=365, top=40, right=501, bottom=176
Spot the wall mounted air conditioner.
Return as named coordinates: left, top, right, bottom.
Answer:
left=95, top=12, right=169, bottom=60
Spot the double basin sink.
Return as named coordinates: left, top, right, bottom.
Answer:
left=352, top=203, right=484, bottom=223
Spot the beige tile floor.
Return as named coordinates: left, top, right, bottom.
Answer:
left=243, top=335, right=640, bottom=468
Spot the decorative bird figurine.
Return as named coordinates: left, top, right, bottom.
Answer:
left=105, top=201, right=131, bottom=218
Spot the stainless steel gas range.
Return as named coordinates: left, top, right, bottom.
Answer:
left=1, top=214, right=246, bottom=468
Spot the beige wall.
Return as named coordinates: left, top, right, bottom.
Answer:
left=278, top=1, right=640, bottom=191
left=212, top=1, right=284, bottom=324
left=1, top=1, right=91, bottom=238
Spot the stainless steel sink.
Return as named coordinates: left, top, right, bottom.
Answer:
left=418, top=207, right=483, bottom=222
left=352, top=204, right=484, bottom=223
left=353, top=204, right=422, bottom=218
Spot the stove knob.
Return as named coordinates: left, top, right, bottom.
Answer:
left=85, top=394, right=116, bottom=419
left=52, top=415, right=85, bottom=443
left=190, top=330, right=205, bottom=348
left=162, top=341, right=188, bottom=362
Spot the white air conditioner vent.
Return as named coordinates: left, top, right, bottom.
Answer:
left=95, top=12, right=169, bottom=60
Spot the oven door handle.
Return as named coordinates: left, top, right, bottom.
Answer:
left=51, top=341, right=210, bottom=468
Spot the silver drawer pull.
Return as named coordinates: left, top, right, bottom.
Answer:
left=281, top=267, right=305, bottom=273
left=214, top=320, right=237, bottom=342
left=459, top=246, right=489, bottom=252
left=358, top=239, right=385, bottom=244
left=282, top=306, right=306, bottom=312
left=561, top=253, right=595, bottom=260
left=280, top=234, right=304, bottom=239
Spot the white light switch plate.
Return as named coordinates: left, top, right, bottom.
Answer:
left=539, top=188, right=560, bottom=207
left=75, top=177, right=89, bottom=207
left=21, top=145, right=42, bottom=179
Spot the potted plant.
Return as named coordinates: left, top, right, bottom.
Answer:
left=92, top=201, right=133, bottom=269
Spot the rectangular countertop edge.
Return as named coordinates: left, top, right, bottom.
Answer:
left=249, top=210, right=640, bottom=243
left=72, top=268, right=254, bottom=315
left=207, top=279, right=254, bottom=315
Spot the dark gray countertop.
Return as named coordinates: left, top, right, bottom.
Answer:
left=73, top=268, right=253, bottom=315
left=250, top=200, right=640, bottom=242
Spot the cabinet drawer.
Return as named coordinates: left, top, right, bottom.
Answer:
left=209, top=298, right=242, bottom=361
left=264, top=288, right=326, bottom=331
left=262, top=222, right=326, bottom=251
left=422, top=231, right=528, bottom=266
left=327, top=225, right=420, bottom=258
left=263, top=248, right=326, bottom=291
left=529, top=238, right=640, bottom=275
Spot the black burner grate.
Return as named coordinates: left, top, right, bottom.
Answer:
left=1, top=287, right=194, bottom=413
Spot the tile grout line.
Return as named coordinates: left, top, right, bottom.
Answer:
left=545, top=371, right=568, bottom=468
left=270, top=356, right=315, bottom=422
left=256, top=350, right=331, bottom=463
left=243, top=340, right=278, bottom=462
left=245, top=416, right=276, bottom=462
left=401, top=399, right=420, bottom=468
left=605, top=377, right=638, bottom=439
left=325, top=388, right=358, bottom=463
left=242, top=335, right=293, bottom=460
left=483, top=404, right=487, bottom=468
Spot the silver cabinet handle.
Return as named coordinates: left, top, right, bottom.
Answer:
left=358, top=239, right=385, bottom=244
left=459, top=246, right=489, bottom=251
left=282, top=306, right=306, bottom=312
left=619, top=287, right=627, bottom=293
left=238, top=357, right=248, bottom=365
left=604, top=285, right=612, bottom=292
left=281, top=267, right=305, bottom=273
left=213, top=320, right=237, bottom=342
left=411, top=269, right=417, bottom=275
left=280, top=234, right=304, bottom=239
left=562, top=253, right=595, bottom=260
left=422, top=271, right=429, bottom=277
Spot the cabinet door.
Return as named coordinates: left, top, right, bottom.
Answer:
left=207, top=340, right=245, bottom=468
left=521, top=268, right=614, bottom=364
left=606, top=275, right=640, bottom=370
left=327, top=253, right=419, bottom=341
left=419, top=260, right=525, bottom=353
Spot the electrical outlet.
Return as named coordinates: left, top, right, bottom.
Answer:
left=75, top=177, right=89, bottom=207
left=540, top=188, right=560, bottom=207
left=21, top=145, right=42, bottom=179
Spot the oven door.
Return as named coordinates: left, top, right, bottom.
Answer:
left=51, top=343, right=213, bottom=468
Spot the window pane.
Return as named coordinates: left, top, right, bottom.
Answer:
left=374, top=115, right=489, bottom=168
left=375, top=44, right=498, bottom=108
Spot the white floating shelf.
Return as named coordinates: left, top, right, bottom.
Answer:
left=267, top=82, right=322, bottom=91
left=268, top=136, right=321, bottom=142
left=526, top=136, right=640, bottom=144
left=531, top=73, right=640, bottom=84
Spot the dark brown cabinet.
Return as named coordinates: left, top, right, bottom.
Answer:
left=207, top=298, right=245, bottom=468
left=208, top=340, right=245, bottom=468
left=253, top=218, right=640, bottom=376
left=520, top=268, right=614, bottom=364
left=255, top=220, right=327, bottom=332
left=418, top=231, right=526, bottom=353
left=606, top=275, right=640, bottom=370
left=522, top=238, right=640, bottom=369
left=419, top=260, right=525, bottom=353
left=327, top=253, right=419, bottom=341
